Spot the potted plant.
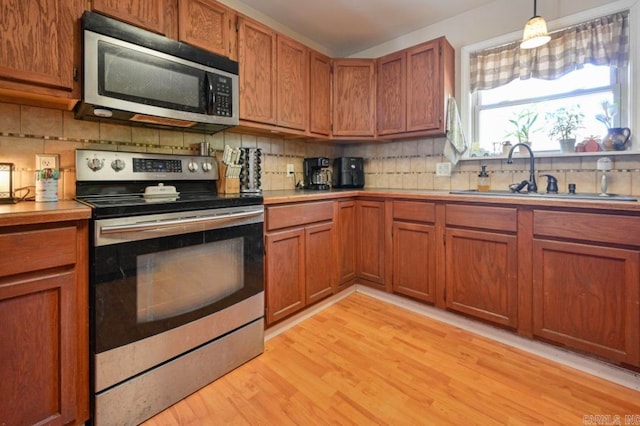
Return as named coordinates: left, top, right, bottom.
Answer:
left=505, top=109, right=539, bottom=153
left=546, top=106, right=584, bottom=152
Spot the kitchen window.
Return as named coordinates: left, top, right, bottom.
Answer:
left=463, top=8, right=632, bottom=157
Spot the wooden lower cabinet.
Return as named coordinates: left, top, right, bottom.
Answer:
left=336, top=200, right=357, bottom=289
left=305, top=222, right=335, bottom=304
left=265, top=228, right=305, bottom=324
left=445, top=228, right=518, bottom=327
left=532, top=239, right=640, bottom=365
left=0, top=221, right=89, bottom=425
left=392, top=221, right=436, bottom=302
left=444, top=204, right=519, bottom=328
left=391, top=200, right=437, bottom=303
left=356, top=200, right=385, bottom=288
left=265, top=201, right=336, bottom=325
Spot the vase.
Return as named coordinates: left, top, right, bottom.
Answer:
left=559, top=138, right=576, bottom=153
left=602, top=127, right=631, bottom=151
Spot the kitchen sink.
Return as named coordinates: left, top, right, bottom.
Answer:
left=449, top=189, right=638, bottom=202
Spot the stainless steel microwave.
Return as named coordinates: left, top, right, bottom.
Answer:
left=75, top=11, right=239, bottom=134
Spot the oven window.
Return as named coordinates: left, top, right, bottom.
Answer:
left=92, top=222, right=264, bottom=353
left=137, top=237, right=243, bottom=322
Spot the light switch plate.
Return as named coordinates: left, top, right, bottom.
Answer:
left=436, top=162, right=452, bottom=177
left=36, top=154, right=59, bottom=170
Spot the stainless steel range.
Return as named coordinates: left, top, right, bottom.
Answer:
left=75, top=149, right=264, bottom=426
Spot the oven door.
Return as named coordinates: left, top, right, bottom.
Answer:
left=91, top=206, right=264, bottom=356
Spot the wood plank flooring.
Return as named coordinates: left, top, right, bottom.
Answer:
left=143, top=293, right=640, bottom=425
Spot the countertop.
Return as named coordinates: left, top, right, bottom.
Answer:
left=2, top=188, right=640, bottom=226
left=262, top=188, right=640, bottom=212
left=0, top=200, right=91, bottom=227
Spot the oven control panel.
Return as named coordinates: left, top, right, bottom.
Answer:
left=76, top=149, right=218, bottom=181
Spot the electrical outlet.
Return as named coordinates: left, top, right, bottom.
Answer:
left=36, top=154, right=59, bottom=170
left=286, top=164, right=294, bottom=176
left=436, top=162, right=452, bottom=177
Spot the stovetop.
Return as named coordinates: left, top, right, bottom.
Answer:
left=75, top=149, right=263, bottom=219
left=77, top=191, right=263, bottom=219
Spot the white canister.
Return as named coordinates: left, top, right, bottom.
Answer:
left=35, top=169, right=59, bottom=202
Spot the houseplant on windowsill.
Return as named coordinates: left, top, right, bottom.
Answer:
left=546, top=106, right=584, bottom=153
left=505, top=109, right=539, bottom=154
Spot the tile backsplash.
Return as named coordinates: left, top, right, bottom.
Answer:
left=1, top=101, right=640, bottom=199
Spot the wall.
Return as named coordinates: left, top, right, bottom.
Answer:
left=344, top=139, right=640, bottom=196
left=0, top=102, right=338, bottom=200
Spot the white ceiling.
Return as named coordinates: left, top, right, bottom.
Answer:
left=232, top=0, right=498, bottom=56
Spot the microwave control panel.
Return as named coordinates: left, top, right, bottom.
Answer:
left=212, top=73, right=233, bottom=117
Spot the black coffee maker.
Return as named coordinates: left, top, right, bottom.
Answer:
left=303, top=157, right=331, bottom=190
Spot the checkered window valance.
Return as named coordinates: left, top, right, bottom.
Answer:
left=470, top=11, right=630, bottom=92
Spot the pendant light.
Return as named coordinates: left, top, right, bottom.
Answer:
left=520, top=0, right=551, bottom=49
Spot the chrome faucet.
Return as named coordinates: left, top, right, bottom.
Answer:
left=507, top=143, right=537, bottom=193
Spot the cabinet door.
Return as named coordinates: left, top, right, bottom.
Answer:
left=533, top=240, right=640, bottom=365
left=357, top=200, right=385, bottom=287
left=336, top=200, right=357, bottom=288
left=445, top=228, right=518, bottom=328
left=377, top=51, right=406, bottom=135
left=0, top=0, right=81, bottom=98
left=309, top=50, right=332, bottom=136
left=93, top=0, right=173, bottom=36
left=178, top=0, right=235, bottom=59
left=238, top=17, right=277, bottom=125
left=305, top=222, right=335, bottom=304
left=393, top=221, right=436, bottom=303
left=406, top=39, right=441, bottom=132
left=265, top=228, right=305, bottom=324
left=332, top=59, right=376, bottom=137
left=277, top=35, right=308, bottom=130
left=0, top=271, right=77, bottom=425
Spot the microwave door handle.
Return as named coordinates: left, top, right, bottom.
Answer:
left=205, top=73, right=214, bottom=115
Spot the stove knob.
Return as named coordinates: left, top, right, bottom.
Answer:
left=87, top=158, right=104, bottom=171
left=202, top=161, right=212, bottom=172
left=188, top=161, right=199, bottom=172
left=111, top=159, right=126, bottom=172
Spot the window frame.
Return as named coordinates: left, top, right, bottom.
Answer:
left=460, top=0, right=639, bottom=159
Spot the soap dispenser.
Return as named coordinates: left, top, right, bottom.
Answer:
left=477, top=164, right=490, bottom=192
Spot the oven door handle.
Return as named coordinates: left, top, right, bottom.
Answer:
left=99, top=209, right=263, bottom=234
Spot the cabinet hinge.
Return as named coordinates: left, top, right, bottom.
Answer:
left=443, top=232, right=446, bottom=245
left=439, top=46, right=442, bottom=56
left=236, top=22, right=240, bottom=32
left=443, top=287, right=446, bottom=302
left=73, top=66, right=78, bottom=82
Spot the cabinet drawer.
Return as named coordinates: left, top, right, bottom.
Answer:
left=534, top=210, right=640, bottom=246
left=393, top=201, right=435, bottom=223
left=266, top=201, right=334, bottom=231
left=446, top=204, right=517, bottom=232
left=0, top=226, right=77, bottom=277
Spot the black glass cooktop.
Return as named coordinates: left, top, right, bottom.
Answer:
left=76, top=181, right=262, bottom=219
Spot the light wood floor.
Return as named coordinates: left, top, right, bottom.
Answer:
left=143, top=293, right=640, bottom=425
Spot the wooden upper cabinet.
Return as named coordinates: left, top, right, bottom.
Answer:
left=377, top=51, right=406, bottom=135
left=309, top=50, right=332, bottom=136
left=407, top=39, right=445, bottom=132
left=332, top=59, right=376, bottom=137
left=375, top=37, right=454, bottom=138
left=92, top=0, right=177, bottom=37
left=178, top=0, right=236, bottom=59
left=237, top=16, right=277, bottom=125
left=276, top=35, right=308, bottom=131
left=0, top=0, right=82, bottom=104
